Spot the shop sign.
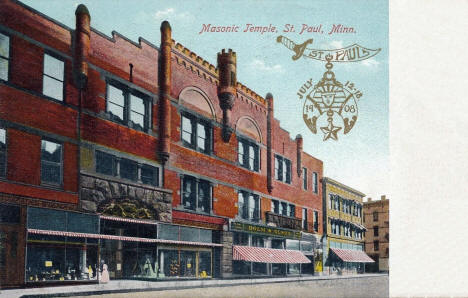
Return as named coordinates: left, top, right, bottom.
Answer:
left=231, top=222, right=301, bottom=239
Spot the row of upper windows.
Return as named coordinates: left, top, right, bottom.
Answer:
left=0, top=32, right=321, bottom=187
left=329, top=194, right=363, bottom=217
left=330, top=219, right=364, bottom=239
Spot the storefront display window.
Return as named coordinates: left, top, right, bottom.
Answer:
left=26, top=235, right=98, bottom=282
left=233, top=260, right=251, bottom=275
left=158, top=248, right=212, bottom=278
left=233, top=232, right=249, bottom=245
left=252, top=262, right=267, bottom=275
left=286, top=239, right=300, bottom=250
left=287, top=263, right=300, bottom=275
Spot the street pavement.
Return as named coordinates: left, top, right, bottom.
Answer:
left=83, top=275, right=388, bottom=298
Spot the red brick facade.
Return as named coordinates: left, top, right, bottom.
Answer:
left=0, top=0, right=323, bottom=286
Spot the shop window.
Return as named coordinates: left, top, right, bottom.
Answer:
left=302, top=167, right=308, bottom=189
left=302, top=208, right=308, bottom=230
left=41, top=139, right=62, bottom=186
left=274, top=155, right=291, bottom=184
left=374, top=226, right=379, bottom=237
left=43, top=53, right=65, bottom=101
left=238, top=191, right=259, bottom=222
left=253, top=262, right=268, bottom=275
left=233, top=260, right=251, bottom=275
left=287, top=263, right=300, bottom=275
left=119, top=158, right=138, bottom=181
left=238, top=138, right=259, bottom=171
left=251, top=235, right=264, bottom=247
left=106, top=82, right=151, bottom=131
left=26, top=236, right=98, bottom=282
left=181, top=175, right=211, bottom=213
left=158, top=224, right=212, bottom=244
left=373, top=211, right=379, bottom=221
left=158, top=224, right=179, bottom=241
left=233, top=232, right=249, bottom=246
left=313, top=210, right=319, bottom=232
left=286, top=239, right=300, bottom=250
left=374, top=241, right=379, bottom=251
left=0, top=128, right=6, bottom=177
left=0, top=204, right=20, bottom=224
left=312, top=172, right=318, bottom=193
left=300, top=241, right=313, bottom=252
left=0, top=32, right=9, bottom=81
left=288, top=204, right=295, bottom=217
left=271, top=239, right=284, bottom=249
left=181, top=113, right=211, bottom=154
left=158, top=249, right=211, bottom=278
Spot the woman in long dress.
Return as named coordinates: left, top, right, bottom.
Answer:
left=100, top=264, right=110, bottom=283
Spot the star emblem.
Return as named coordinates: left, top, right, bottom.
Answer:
left=320, top=121, right=342, bottom=141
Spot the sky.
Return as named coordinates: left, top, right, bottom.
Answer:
left=21, top=0, right=389, bottom=200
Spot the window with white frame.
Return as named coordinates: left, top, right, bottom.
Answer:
left=271, top=199, right=279, bottom=214
left=106, top=82, right=150, bottom=131
left=0, top=33, right=10, bottom=81
left=41, top=139, right=62, bottom=185
left=181, top=113, right=211, bottom=154
left=182, top=175, right=211, bottom=213
left=0, top=128, right=6, bottom=177
left=238, top=138, right=259, bottom=171
left=313, top=210, right=319, bottom=232
left=43, top=53, right=65, bottom=101
left=312, top=172, right=318, bottom=193
left=274, top=155, right=291, bottom=184
left=238, top=191, right=260, bottom=222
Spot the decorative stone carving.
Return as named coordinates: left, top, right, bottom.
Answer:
left=80, top=174, right=172, bottom=222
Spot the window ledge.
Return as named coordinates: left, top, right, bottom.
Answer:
left=174, top=205, right=214, bottom=216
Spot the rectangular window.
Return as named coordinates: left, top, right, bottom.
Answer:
left=313, top=210, right=319, bottom=232
left=119, top=158, right=138, bottom=181
left=302, top=208, right=307, bottom=230
left=374, top=226, right=379, bottom=237
left=41, top=139, right=62, bottom=185
left=274, top=155, right=291, bottom=183
left=373, top=211, right=379, bottom=221
left=96, top=150, right=115, bottom=176
left=181, top=114, right=211, bottom=154
left=238, top=139, right=259, bottom=171
left=43, top=53, right=64, bottom=101
left=302, top=167, right=307, bottom=189
left=141, top=165, right=159, bottom=187
left=374, top=241, right=379, bottom=251
left=0, top=33, right=10, bottom=81
left=280, top=202, right=288, bottom=216
left=106, top=82, right=150, bottom=131
left=271, top=199, right=279, bottom=214
left=238, top=191, right=259, bottom=222
left=288, top=204, right=295, bottom=217
left=0, top=128, right=6, bottom=177
left=312, top=172, right=318, bottom=193
left=182, top=175, right=211, bottom=213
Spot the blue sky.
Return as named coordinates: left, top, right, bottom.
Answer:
left=21, top=0, right=389, bottom=200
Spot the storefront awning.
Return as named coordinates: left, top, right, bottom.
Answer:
left=330, top=248, right=374, bottom=263
left=100, top=215, right=158, bottom=225
left=233, top=245, right=311, bottom=264
left=27, top=229, right=222, bottom=247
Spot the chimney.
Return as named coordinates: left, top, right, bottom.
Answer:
left=158, top=21, right=172, bottom=164
left=367, top=197, right=372, bottom=202
left=381, top=195, right=386, bottom=201
left=217, top=49, right=237, bottom=142
left=74, top=4, right=90, bottom=89
left=266, top=93, right=274, bottom=193
left=296, top=134, right=303, bottom=176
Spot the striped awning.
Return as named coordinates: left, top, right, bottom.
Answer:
left=27, top=229, right=222, bottom=247
left=330, top=248, right=374, bottom=263
left=100, top=215, right=158, bottom=225
left=233, top=245, right=311, bottom=264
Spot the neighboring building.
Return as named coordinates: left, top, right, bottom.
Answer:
left=0, top=1, right=323, bottom=288
left=321, top=177, right=374, bottom=275
left=363, top=195, right=389, bottom=272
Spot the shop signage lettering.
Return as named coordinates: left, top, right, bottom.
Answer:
left=231, top=222, right=301, bottom=239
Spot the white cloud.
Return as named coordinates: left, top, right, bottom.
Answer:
left=361, top=58, right=380, bottom=68
left=250, top=59, right=284, bottom=73
left=153, top=8, right=192, bottom=22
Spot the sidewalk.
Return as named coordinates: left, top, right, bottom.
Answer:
left=1, top=274, right=388, bottom=298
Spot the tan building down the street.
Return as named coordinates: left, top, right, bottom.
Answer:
left=363, top=195, right=389, bottom=272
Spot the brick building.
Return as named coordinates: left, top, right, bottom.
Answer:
left=363, top=195, right=389, bottom=272
left=0, top=1, right=323, bottom=288
left=321, top=177, right=374, bottom=275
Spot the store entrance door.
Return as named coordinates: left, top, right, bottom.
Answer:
left=0, top=225, right=24, bottom=287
